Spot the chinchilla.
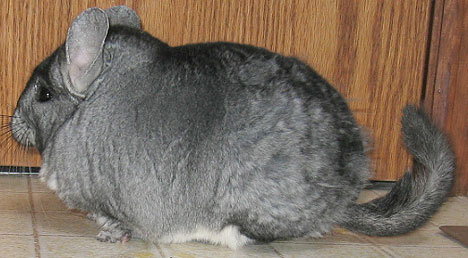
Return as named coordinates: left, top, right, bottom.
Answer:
left=9, top=6, right=455, bottom=249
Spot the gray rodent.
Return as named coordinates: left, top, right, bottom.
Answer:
left=9, top=6, right=454, bottom=249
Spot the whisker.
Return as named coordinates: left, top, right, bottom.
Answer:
left=0, top=131, right=14, bottom=142
left=8, top=130, right=29, bottom=174
left=12, top=149, right=25, bottom=174
left=0, top=124, right=12, bottom=129
left=8, top=138, right=19, bottom=173
left=0, top=115, right=17, bottom=121
left=20, top=133, right=38, bottom=175
left=0, top=115, right=36, bottom=174
left=3, top=133, right=16, bottom=151
left=0, top=137, right=10, bottom=159
left=25, top=145, right=36, bottom=174
left=0, top=126, right=15, bottom=137
left=0, top=128, right=12, bottom=134
left=0, top=128, right=22, bottom=149
left=21, top=143, right=31, bottom=174
left=0, top=137, right=16, bottom=173
left=16, top=140, right=25, bottom=173
left=0, top=118, right=12, bottom=124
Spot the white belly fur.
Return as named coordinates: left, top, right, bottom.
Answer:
left=160, top=225, right=253, bottom=249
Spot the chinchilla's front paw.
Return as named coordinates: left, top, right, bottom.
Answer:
left=93, top=213, right=132, bottom=243
left=87, top=212, right=98, bottom=221
left=97, top=228, right=132, bottom=243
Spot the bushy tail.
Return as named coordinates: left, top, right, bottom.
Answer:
left=341, top=105, right=455, bottom=236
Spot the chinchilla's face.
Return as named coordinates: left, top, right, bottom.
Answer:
left=10, top=47, right=80, bottom=153
left=9, top=6, right=143, bottom=153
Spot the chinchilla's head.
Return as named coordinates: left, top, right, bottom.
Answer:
left=10, top=6, right=142, bottom=153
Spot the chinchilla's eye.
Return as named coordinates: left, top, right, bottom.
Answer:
left=35, top=84, right=52, bottom=102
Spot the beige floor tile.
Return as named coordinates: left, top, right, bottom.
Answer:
left=371, top=189, right=390, bottom=198
left=0, top=235, right=36, bottom=258
left=40, top=236, right=163, bottom=258
left=276, top=228, right=370, bottom=245
left=30, top=176, right=55, bottom=193
left=35, top=211, right=99, bottom=237
left=357, top=190, right=380, bottom=203
left=0, top=192, right=31, bottom=211
left=271, top=242, right=392, bottom=258
left=458, top=196, right=468, bottom=204
left=0, top=175, right=29, bottom=192
left=419, top=220, right=442, bottom=231
left=363, top=226, right=461, bottom=248
left=159, top=242, right=281, bottom=258
left=0, top=211, right=33, bottom=235
left=384, top=246, right=468, bottom=258
left=428, top=197, right=468, bottom=226
left=32, top=193, right=69, bottom=212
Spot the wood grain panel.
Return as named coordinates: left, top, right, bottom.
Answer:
left=0, top=0, right=432, bottom=181
left=425, top=0, right=468, bottom=196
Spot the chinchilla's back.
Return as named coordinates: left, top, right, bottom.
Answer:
left=62, top=38, right=370, bottom=241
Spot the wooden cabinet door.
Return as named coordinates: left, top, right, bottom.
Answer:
left=0, top=0, right=432, bottom=181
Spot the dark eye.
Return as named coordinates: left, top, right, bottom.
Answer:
left=36, top=85, right=52, bottom=102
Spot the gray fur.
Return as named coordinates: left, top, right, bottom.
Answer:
left=104, top=5, right=141, bottom=29
left=10, top=6, right=455, bottom=248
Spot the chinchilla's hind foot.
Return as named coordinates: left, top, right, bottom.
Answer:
left=92, top=213, right=132, bottom=243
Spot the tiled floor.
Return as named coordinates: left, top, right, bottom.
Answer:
left=0, top=175, right=467, bottom=258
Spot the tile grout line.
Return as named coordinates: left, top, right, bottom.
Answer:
left=373, top=245, right=400, bottom=258
left=268, top=244, right=286, bottom=258
left=360, top=232, right=465, bottom=249
left=154, top=243, right=167, bottom=258
left=27, top=176, right=42, bottom=258
left=0, top=232, right=34, bottom=236
left=353, top=234, right=399, bottom=258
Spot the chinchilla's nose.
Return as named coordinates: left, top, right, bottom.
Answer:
left=10, top=109, right=36, bottom=147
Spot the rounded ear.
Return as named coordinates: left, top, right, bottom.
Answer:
left=65, top=8, right=109, bottom=98
left=105, top=5, right=141, bottom=29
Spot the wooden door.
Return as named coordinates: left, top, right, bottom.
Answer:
left=0, top=0, right=432, bottom=181
left=425, top=0, right=468, bottom=196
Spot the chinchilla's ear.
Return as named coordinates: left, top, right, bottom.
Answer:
left=105, top=6, right=141, bottom=29
left=65, top=8, right=109, bottom=98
